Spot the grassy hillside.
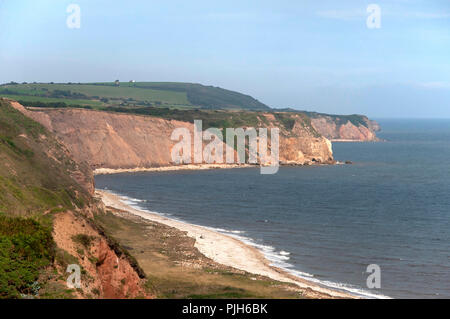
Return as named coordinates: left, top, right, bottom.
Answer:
left=0, top=82, right=376, bottom=134
left=0, top=99, right=91, bottom=216
left=0, top=99, right=95, bottom=298
left=0, top=82, right=270, bottom=111
left=0, top=100, right=152, bottom=299
left=0, top=82, right=322, bottom=138
left=0, top=215, right=55, bottom=298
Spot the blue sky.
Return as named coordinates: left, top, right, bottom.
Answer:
left=0, top=0, right=449, bottom=118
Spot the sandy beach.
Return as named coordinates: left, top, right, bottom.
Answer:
left=97, top=189, right=356, bottom=298
left=94, top=164, right=254, bottom=175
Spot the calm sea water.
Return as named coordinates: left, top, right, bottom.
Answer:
left=95, top=119, right=450, bottom=298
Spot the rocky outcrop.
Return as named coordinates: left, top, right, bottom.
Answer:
left=277, top=114, right=333, bottom=164
left=307, top=114, right=380, bottom=141
left=11, top=103, right=335, bottom=168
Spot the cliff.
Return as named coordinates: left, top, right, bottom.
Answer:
left=301, top=112, right=380, bottom=141
left=10, top=102, right=334, bottom=169
left=0, top=82, right=379, bottom=143
left=0, top=99, right=151, bottom=298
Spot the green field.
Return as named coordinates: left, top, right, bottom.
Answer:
left=0, top=82, right=270, bottom=110
left=0, top=94, right=104, bottom=108
left=0, top=82, right=369, bottom=131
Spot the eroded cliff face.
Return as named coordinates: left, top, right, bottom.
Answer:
left=310, top=115, right=380, bottom=141
left=12, top=103, right=335, bottom=168
left=271, top=114, right=334, bottom=164
left=52, top=210, right=150, bottom=299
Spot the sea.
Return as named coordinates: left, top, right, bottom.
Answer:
left=95, top=119, right=450, bottom=299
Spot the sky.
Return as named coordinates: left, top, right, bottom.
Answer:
left=0, top=0, right=449, bottom=118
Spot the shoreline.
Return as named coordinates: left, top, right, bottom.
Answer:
left=96, top=189, right=361, bottom=299
left=94, top=164, right=254, bottom=175
left=331, top=139, right=378, bottom=142
left=94, top=162, right=335, bottom=176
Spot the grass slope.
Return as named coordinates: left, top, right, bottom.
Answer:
left=0, top=99, right=96, bottom=298
left=0, top=215, right=55, bottom=298
left=0, top=99, right=91, bottom=216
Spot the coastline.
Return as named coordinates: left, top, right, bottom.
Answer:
left=94, top=162, right=335, bottom=176
left=96, top=189, right=359, bottom=299
left=331, top=139, right=377, bottom=142
left=94, top=164, right=254, bottom=175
